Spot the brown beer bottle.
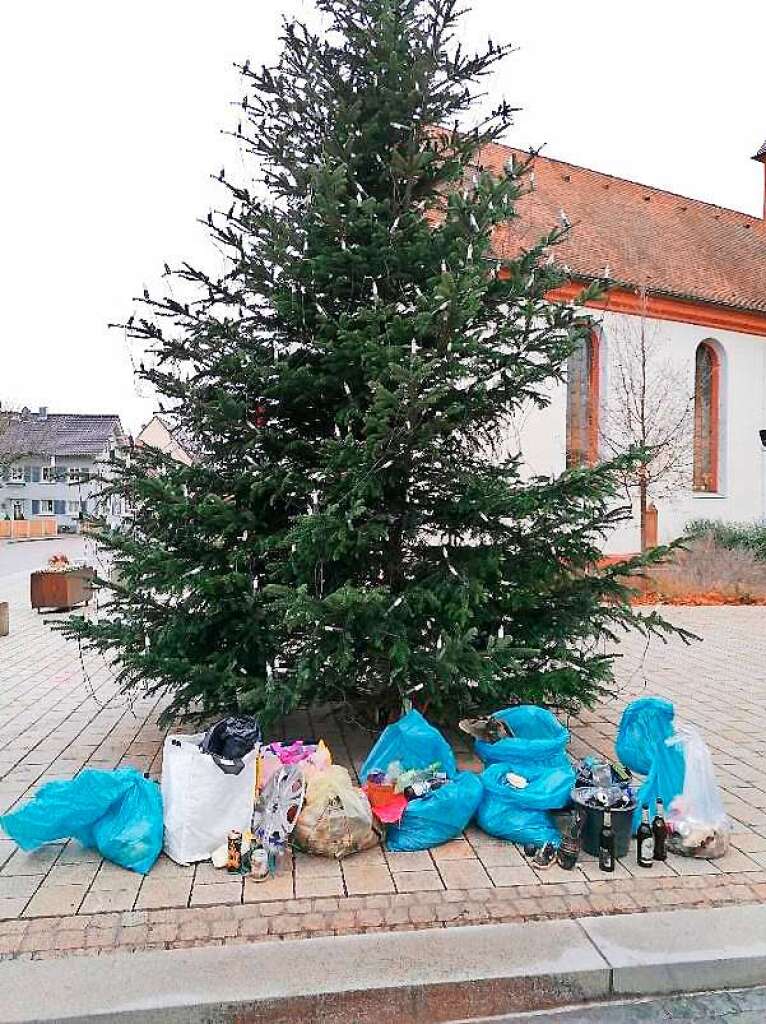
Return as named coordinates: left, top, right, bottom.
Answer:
left=598, top=809, right=615, bottom=872
left=636, top=804, right=654, bottom=868
left=652, top=798, right=668, bottom=862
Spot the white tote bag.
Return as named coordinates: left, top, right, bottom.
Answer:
left=161, top=732, right=259, bottom=864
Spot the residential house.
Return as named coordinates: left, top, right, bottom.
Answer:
left=135, top=414, right=197, bottom=465
left=0, top=408, right=127, bottom=530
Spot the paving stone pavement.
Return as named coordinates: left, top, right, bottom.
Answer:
left=2, top=536, right=766, bottom=960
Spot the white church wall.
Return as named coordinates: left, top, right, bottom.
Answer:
left=509, top=308, right=766, bottom=553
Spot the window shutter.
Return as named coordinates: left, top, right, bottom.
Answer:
left=30, top=465, right=41, bottom=483
left=57, top=465, right=67, bottom=483
left=54, top=500, right=66, bottom=515
left=31, top=499, right=40, bottom=515
left=23, top=466, right=30, bottom=482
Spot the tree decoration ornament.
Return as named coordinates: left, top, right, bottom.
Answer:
left=57, top=0, right=691, bottom=729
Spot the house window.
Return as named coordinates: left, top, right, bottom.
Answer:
left=68, top=467, right=90, bottom=484
left=693, top=342, right=721, bottom=492
left=566, top=329, right=600, bottom=468
left=41, top=466, right=56, bottom=483
left=8, top=466, right=24, bottom=483
left=11, top=500, right=24, bottom=520
left=39, top=500, right=55, bottom=514
left=67, top=501, right=81, bottom=514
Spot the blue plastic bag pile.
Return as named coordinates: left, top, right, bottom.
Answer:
left=0, top=767, right=163, bottom=874
left=360, top=707, right=575, bottom=851
left=360, top=709, right=483, bottom=851
left=474, top=707, right=575, bottom=847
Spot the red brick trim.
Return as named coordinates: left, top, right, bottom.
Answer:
left=548, top=283, right=766, bottom=339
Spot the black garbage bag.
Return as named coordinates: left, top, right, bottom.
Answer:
left=200, top=715, right=261, bottom=769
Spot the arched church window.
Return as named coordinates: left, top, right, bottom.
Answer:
left=693, top=341, right=720, bottom=492
left=566, top=330, right=600, bottom=468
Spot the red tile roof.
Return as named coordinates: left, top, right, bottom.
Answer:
left=482, top=142, right=766, bottom=315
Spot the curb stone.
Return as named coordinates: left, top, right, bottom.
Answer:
left=1, top=905, right=766, bottom=1023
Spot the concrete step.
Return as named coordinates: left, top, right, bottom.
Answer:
left=2, top=904, right=766, bottom=1023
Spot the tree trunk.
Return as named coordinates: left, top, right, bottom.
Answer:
left=639, top=476, right=648, bottom=552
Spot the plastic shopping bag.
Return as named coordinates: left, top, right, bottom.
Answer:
left=474, top=705, right=570, bottom=776
left=476, top=761, right=575, bottom=847
left=0, top=767, right=162, bottom=874
left=666, top=724, right=730, bottom=858
left=385, top=771, right=482, bottom=852
left=360, top=709, right=457, bottom=782
left=293, top=766, right=380, bottom=859
left=161, top=732, right=259, bottom=864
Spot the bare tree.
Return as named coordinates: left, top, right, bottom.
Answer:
left=600, top=291, right=693, bottom=550
left=0, top=402, right=32, bottom=518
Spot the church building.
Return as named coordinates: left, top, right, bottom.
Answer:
left=487, top=139, right=766, bottom=551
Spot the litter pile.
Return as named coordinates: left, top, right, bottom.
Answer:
left=473, top=706, right=575, bottom=853
left=0, top=693, right=732, bottom=886
left=360, top=710, right=482, bottom=852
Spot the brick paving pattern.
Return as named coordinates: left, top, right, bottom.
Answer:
left=2, top=538, right=766, bottom=960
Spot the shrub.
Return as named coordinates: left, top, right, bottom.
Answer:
left=643, top=535, right=766, bottom=604
left=684, top=519, right=766, bottom=562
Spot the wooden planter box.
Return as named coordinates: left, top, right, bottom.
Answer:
left=30, top=568, right=95, bottom=612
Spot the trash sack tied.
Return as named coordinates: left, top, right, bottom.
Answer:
left=615, top=697, right=684, bottom=832
left=360, top=709, right=457, bottom=782
left=200, top=715, right=261, bottom=769
left=474, top=705, right=570, bottom=776
left=616, top=696, right=675, bottom=776
left=666, top=724, right=731, bottom=858
left=0, top=767, right=162, bottom=874
left=477, top=762, right=575, bottom=847
left=385, top=771, right=483, bottom=852
left=293, top=765, right=380, bottom=859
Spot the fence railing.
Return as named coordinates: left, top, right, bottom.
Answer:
left=0, top=518, right=58, bottom=540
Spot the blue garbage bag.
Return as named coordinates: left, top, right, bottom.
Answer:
left=0, top=767, right=163, bottom=874
left=360, top=709, right=457, bottom=782
left=475, top=705, right=570, bottom=775
left=476, top=761, right=575, bottom=847
left=615, top=698, right=685, bottom=831
left=616, top=696, right=675, bottom=775
left=634, top=732, right=685, bottom=828
left=386, top=772, right=483, bottom=852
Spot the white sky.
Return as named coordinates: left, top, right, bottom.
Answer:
left=2, top=1, right=764, bottom=434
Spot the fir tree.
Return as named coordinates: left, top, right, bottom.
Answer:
left=63, top=0, right=691, bottom=727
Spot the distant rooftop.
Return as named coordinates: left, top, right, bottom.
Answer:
left=0, top=408, right=125, bottom=457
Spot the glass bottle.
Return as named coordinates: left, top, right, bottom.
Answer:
left=652, top=798, right=668, bottom=861
left=636, top=804, right=654, bottom=868
left=598, top=809, right=615, bottom=872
